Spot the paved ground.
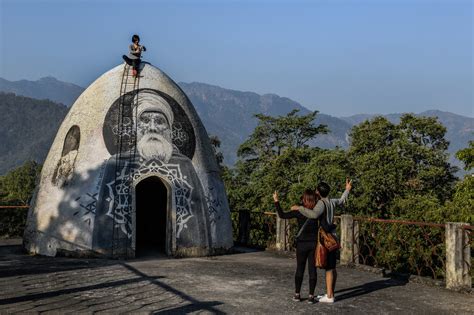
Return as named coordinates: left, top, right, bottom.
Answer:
left=0, top=239, right=472, bottom=314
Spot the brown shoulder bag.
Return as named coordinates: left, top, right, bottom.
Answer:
left=315, top=228, right=327, bottom=268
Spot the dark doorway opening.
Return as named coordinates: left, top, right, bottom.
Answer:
left=135, top=176, right=167, bottom=257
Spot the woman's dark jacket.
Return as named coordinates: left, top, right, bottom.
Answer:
left=274, top=202, right=318, bottom=242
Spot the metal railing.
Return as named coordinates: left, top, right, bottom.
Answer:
left=353, top=217, right=446, bottom=279
left=231, top=210, right=342, bottom=252
left=231, top=210, right=276, bottom=249
left=231, top=211, right=472, bottom=287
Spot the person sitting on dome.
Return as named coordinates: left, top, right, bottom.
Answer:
left=122, top=34, right=146, bottom=77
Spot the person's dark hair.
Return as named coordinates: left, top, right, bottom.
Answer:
left=132, top=34, right=140, bottom=43
left=316, top=182, right=331, bottom=198
left=301, top=189, right=317, bottom=209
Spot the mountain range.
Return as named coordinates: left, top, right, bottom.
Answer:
left=0, top=76, right=472, bottom=175
left=0, top=93, right=68, bottom=174
left=0, top=76, right=83, bottom=107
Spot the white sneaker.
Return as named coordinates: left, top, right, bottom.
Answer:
left=316, top=294, right=325, bottom=299
left=318, top=294, right=335, bottom=303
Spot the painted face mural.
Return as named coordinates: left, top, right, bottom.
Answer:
left=93, top=89, right=205, bottom=244
left=135, top=92, right=175, bottom=162
left=137, top=111, right=173, bottom=162
left=103, top=89, right=196, bottom=159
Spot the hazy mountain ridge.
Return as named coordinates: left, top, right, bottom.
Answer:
left=0, top=92, right=69, bottom=174
left=0, top=76, right=83, bottom=106
left=179, top=82, right=354, bottom=164
left=0, top=77, right=471, bottom=174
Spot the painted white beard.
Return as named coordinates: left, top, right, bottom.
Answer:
left=137, top=133, right=173, bottom=163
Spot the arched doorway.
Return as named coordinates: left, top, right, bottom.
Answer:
left=135, top=176, right=168, bottom=257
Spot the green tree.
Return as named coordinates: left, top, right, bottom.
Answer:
left=348, top=117, right=406, bottom=217
left=442, top=175, right=474, bottom=224
left=0, top=161, right=41, bottom=238
left=224, top=110, right=329, bottom=247
left=456, top=140, right=474, bottom=171
left=226, top=110, right=329, bottom=211
left=439, top=142, right=474, bottom=224
left=0, top=160, right=41, bottom=205
left=259, top=147, right=317, bottom=212
left=348, top=114, right=456, bottom=218
left=237, top=109, right=328, bottom=160
left=298, top=148, right=350, bottom=210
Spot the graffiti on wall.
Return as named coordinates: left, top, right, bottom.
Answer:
left=205, top=186, right=222, bottom=227
left=103, top=159, right=194, bottom=238
left=73, top=192, right=98, bottom=227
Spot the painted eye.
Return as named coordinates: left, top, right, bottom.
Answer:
left=140, top=116, right=150, bottom=124
left=156, top=117, right=166, bottom=125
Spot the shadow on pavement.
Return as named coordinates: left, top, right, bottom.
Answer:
left=121, top=263, right=224, bottom=314
left=0, top=273, right=165, bottom=306
left=335, top=277, right=409, bottom=301
left=152, top=301, right=224, bottom=314
left=0, top=241, right=171, bottom=279
left=0, top=244, right=117, bottom=279
left=0, top=240, right=225, bottom=313
left=0, top=259, right=225, bottom=314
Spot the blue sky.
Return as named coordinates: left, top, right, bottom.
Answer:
left=0, top=0, right=472, bottom=117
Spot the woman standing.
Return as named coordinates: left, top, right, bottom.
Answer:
left=273, top=190, right=318, bottom=304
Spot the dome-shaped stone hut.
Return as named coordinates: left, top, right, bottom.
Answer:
left=23, top=63, right=233, bottom=258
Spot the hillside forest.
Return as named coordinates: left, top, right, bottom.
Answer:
left=2, top=109, right=472, bottom=234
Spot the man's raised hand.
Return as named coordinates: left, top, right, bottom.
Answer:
left=346, top=177, right=353, bottom=191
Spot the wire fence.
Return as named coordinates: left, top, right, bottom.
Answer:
left=353, top=217, right=446, bottom=279
left=231, top=210, right=277, bottom=249
left=231, top=210, right=342, bottom=252
left=230, top=210, right=472, bottom=284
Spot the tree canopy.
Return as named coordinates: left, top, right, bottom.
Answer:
left=0, top=160, right=41, bottom=205
left=224, top=111, right=466, bottom=224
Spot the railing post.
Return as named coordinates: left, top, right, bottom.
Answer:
left=445, top=222, right=471, bottom=290
left=340, top=214, right=356, bottom=265
left=238, top=210, right=250, bottom=245
left=276, top=216, right=288, bottom=251
left=353, top=219, right=360, bottom=264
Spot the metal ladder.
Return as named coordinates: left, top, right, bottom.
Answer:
left=111, top=63, right=140, bottom=258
